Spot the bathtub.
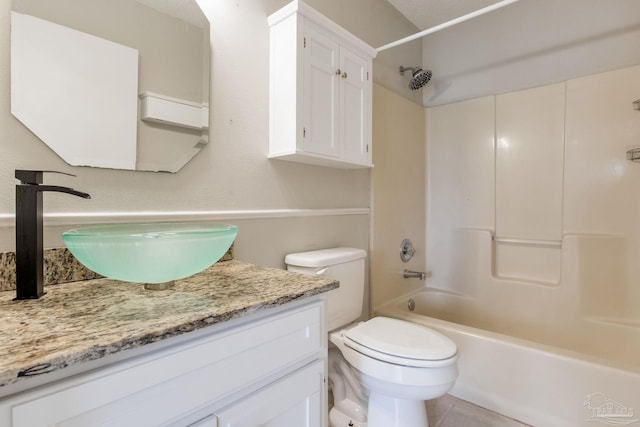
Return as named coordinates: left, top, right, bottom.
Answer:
left=376, top=289, right=640, bottom=427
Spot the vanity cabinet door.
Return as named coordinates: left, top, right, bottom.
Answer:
left=216, top=361, right=324, bottom=427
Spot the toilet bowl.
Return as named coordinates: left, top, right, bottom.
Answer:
left=285, top=248, right=458, bottom=427
left=330, top=317, right=457, bottom=427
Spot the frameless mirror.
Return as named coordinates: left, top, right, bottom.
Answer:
left=11, top=0, right=210, bottom=173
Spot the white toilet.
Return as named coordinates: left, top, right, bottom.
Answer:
left=285, top=247, right=458, bottom=427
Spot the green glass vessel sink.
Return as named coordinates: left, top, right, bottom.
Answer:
left=62, top=222, right=237, bottom=284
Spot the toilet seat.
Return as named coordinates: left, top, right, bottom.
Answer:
left=343, top=317, right=457, bottom=368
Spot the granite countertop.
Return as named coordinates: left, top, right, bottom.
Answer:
left=0, top=260, right=338, bottom=390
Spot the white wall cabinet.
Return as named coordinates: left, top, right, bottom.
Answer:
left=0, top=300, right=327, bottom=427
left=268, top=1, right=376, bottom=169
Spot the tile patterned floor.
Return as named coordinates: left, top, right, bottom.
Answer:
left=426, top=394, right=532, bottom=427
left=329, top=392, right=532, bottom=426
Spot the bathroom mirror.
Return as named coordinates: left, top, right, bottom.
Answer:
left=11, top=0, right=210, bottom=173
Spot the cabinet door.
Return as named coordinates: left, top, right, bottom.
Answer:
left=303, top=21, right=340, bottom=158
left=216, top=361, right=324, bottom=427
left=339, top=47, right=371, bottom=165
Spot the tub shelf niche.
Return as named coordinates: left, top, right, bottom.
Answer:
left=493, top=235, right=562, bottom=285
left=493, top=237, right=561, bottom=248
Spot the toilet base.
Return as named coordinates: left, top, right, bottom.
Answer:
left=329, top=407, right=368, bottom=427
left=367, top=392, right=429, bottom=427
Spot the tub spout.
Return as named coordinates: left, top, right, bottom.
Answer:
left=403, top=269, right=429, bottom=280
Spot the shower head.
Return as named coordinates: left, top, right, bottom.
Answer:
left=399, top=66, right=433, bottom=90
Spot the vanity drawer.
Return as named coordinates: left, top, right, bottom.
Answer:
left=11, top=301, right=325, bottom=427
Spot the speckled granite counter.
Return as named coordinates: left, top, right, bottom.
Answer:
left=0, top=260, right=337, bottom=390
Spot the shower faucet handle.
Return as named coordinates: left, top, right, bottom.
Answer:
left=400, top=238, right=416, bottom=263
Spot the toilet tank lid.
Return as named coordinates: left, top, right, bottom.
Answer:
left=285, top=247, right=366, bottom=268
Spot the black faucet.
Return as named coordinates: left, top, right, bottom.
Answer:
left=15, top=170, right=91, bottom=300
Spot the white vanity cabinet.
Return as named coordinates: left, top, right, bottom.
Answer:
left=268, top=1, right=377, bottom=169
left=0, top=299, right=327, bottom=427
left=215, top=360, right=324, bottom=426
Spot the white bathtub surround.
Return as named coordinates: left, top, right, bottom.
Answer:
left=427, top=64, right=640, bottom=323
left=412, top=64, right=640, bottom=426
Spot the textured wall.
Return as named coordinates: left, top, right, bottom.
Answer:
left=421, top=0, right=640, bottom=107
left=0, top=0, right=418, bottom=270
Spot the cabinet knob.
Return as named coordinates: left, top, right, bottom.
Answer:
left=341, top=72, right=348, bottom=79
left=335, top=69, right=341, bottom=75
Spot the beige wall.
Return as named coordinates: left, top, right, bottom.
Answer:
left=370, top=84, right=426, bottom=309
left=0, top=0, right=420, bottom=274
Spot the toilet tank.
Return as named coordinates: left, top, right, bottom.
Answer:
left=285, top=247, right=366, bottom=331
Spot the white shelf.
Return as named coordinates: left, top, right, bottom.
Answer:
left=139, top=91, right=208, bottom=130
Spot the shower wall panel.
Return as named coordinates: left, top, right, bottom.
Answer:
left=426, top=96, right=494, bottom=293
left=495, top=83, right=565, bottom=241
left=564, top=65, right=640, bottom=318
left=494, top=83, right=565, bottom=284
